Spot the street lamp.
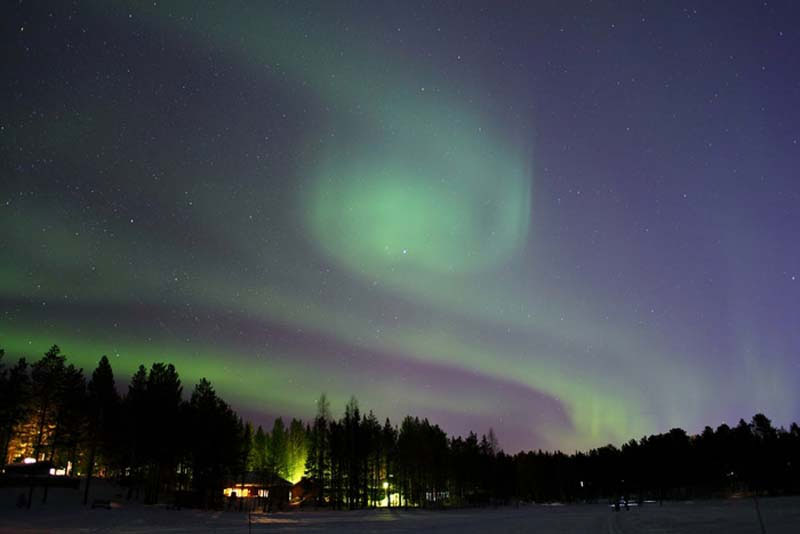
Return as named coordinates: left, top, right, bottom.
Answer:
left=383, top=481, right=389, bottom=507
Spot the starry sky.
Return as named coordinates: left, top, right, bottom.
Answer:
left=2, top=1, right=799, bottom=453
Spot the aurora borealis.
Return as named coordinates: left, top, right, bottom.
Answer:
left=2, top=1, right=799, bottom=453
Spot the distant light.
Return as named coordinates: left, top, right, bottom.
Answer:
left=580, top=480, right=584, bottom=488
left=23, top=458, right=36, bottom=464
left=383, top=481, right=389, bottom=489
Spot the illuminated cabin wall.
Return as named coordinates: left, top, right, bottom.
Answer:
left=222, top=486, right=269, bottom=498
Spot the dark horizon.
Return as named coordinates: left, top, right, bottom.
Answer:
left=3, top=344, right=798, bottom=511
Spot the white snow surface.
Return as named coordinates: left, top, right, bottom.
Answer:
left=1, top=484, right=799, bottom=533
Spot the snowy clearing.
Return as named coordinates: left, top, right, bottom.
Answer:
left=1, top=496, right=799, bottom=533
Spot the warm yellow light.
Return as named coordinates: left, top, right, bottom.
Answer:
left=377, top=492, right=400, bottom=507
left=382, top=481, right=389, bottom=489
left=223, top=487, right=251, bottom=497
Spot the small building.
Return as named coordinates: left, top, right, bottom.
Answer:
left=3, top=460, right=53, bottom=478
left=223, top=472, right=292, bottom=511
left=0, top=460, right=79, bottom=492
left=290, top=477, right=320, bottom=505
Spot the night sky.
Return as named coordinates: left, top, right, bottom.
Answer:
left=2, top=1, right=799, bottom=453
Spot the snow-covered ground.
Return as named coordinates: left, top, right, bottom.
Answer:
left=1, top=490, right=798, bottom=533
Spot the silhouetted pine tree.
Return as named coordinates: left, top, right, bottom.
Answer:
left=83, top=355, right=120, bottom=505
left=287, top=418, right=308, bottom=483
left=123, top=365, right=148, bottom=500
left=0, top=350, right=29, bottom=466
left=30, top=345, right=66, bottom=461
left=305, top=393, right=331, bottom=506
left=187, top=378, right=241, bottom=508
left=142, top=363, right=183, bottom=504
left=268, top=417, right=288, bottom=480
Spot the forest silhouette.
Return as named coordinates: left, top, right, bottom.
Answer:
left=1, top=345, right=799, bottom=510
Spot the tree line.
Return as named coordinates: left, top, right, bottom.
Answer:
left=302, top=394, right=800, bottom=507
left=0, top=345, right=305, bottom=507
left=2, top=345, right=799, bottom=510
